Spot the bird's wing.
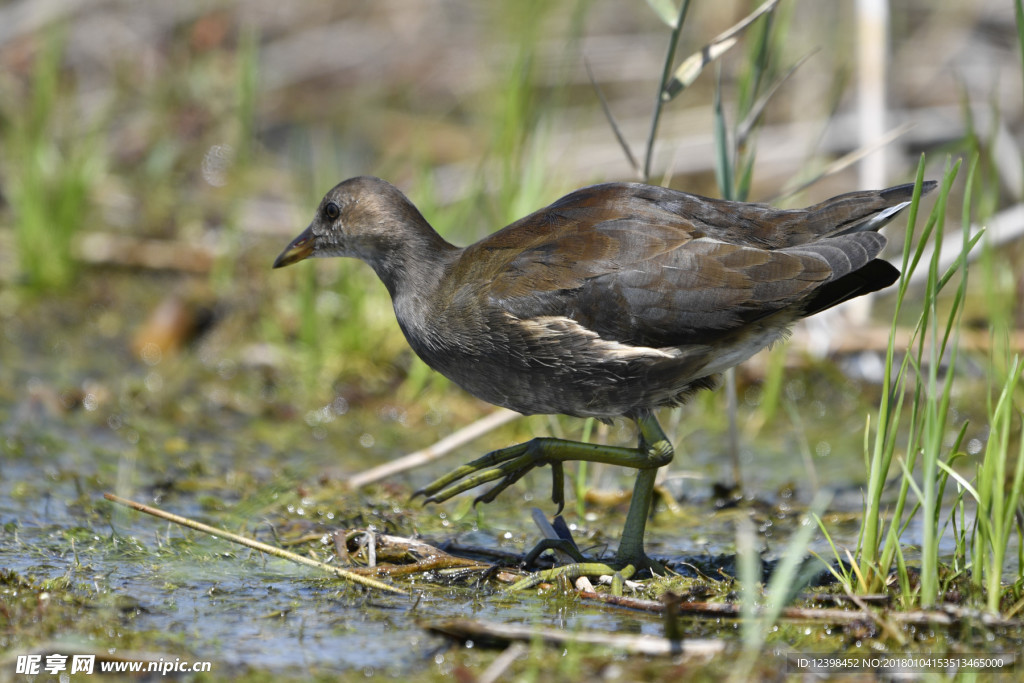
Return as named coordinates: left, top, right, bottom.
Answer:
left=463, top=196, right=889, bottom=348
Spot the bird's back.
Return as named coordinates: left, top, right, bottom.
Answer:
left=450, top=182, right=925, bottom=347
left=410, top=181, right=931, bottom=417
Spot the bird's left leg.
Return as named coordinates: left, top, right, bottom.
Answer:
left=414, top=412, right=673, bottom=571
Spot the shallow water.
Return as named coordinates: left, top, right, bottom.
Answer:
left=1, top=273, right=1019, bottom=677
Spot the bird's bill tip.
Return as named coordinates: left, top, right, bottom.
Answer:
left=272, top=227, right=314, bottom=268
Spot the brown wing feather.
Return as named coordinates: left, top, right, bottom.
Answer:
left=451, top=182, right=910, bottom=348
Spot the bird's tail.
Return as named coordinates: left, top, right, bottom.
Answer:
left=802, top=180, right=938, bottom=239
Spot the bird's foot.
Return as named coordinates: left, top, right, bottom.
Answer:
left=413, top=429, right=675, bottom=514
left=413, top=416, right=673, bottom=586
left=510, top=541, right=671, bottom=590
left=509, top=562, right=641, bottom=593
left=616, top=551, right=666, bottom=576
left=413, top=438, right=568, bottom=512
left=521, top=538, right=587, bottom=567
left=516, top=512, right=664, bottom=586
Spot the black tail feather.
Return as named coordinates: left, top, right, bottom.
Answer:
left=802, top=259, right=900, bottom=318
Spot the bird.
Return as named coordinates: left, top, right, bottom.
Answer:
left=273, top=176, right=935, bottom=571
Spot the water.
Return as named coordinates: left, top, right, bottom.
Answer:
left=1, top=273, right=1019, bottom=676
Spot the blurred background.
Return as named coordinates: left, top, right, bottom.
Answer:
left=2, top=0, right=1019, bottom=479
left=1, top=0, right=1022, bottom=675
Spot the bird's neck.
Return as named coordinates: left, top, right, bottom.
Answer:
left=367, top=220, right=459, bottom=305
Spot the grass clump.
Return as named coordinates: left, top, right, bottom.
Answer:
left=841, top=155, right=1024, bottom=614
left=0, top=30, right=105, bottom=292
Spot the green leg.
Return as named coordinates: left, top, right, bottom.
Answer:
left=613, top=468, right=660, bottom=567
left=613, top=415, right=672, bottom=569
left=414, top=412, right=674, bottom=570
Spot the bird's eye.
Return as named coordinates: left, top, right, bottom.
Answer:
left=324, top=202, right=341, bottom=220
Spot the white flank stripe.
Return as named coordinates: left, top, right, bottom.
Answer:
left=510, top=314, right=682, bottom=360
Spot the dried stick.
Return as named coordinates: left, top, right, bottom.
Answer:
left=577, top=590, right=1023, bottom=628
left=103, top=493, right=406, bottom=595
left=426, top=618, right=726, bottom=657
left=347, top=408, right=521, bottom=488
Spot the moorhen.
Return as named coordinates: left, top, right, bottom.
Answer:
left=274, top=176, right=935, bottom=571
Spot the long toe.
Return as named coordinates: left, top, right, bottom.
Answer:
left=419, top=455, right=536, bottom=503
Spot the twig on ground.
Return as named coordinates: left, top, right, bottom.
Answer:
left=425, top=618, right=726, bottom=657
left=103, top=493, right=406, bottom=595
left=347, top=408, right=521, bottom=488
left=576, top=590, right=1024, bottom=628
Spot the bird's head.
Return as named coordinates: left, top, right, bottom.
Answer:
left=273, top=176, right=422, bottom=269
